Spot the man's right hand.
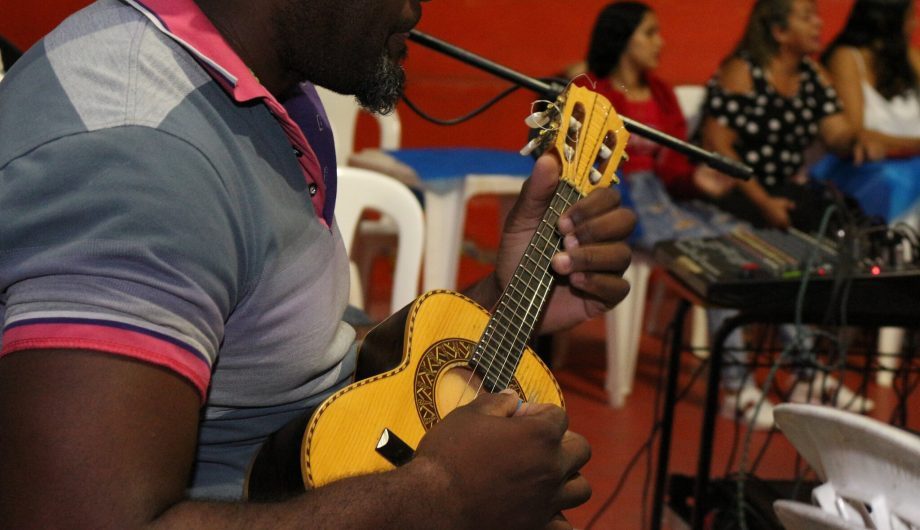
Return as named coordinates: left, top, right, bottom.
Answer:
left=412, top=391, right=592, bottom=530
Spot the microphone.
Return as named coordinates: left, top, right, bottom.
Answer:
left=407, top=29, right=753, bottom=181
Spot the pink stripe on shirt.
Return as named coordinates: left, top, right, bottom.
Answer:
left=1, top=322, right=211, bottom=401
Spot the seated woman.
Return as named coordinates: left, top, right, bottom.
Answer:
left=699, top=0, right=878, bottom=231
left=815, top=0, right=920, bottom=229
left=699, top=0, right=876, bottom=425
left=574, top=1, right=742, bottom=250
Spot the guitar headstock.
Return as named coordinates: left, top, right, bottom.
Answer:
left=523, top=85, right=629, bottom=196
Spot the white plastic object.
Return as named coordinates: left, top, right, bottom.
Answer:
left=568, top=116, right=582, bottom=133
left=589, top=167, right=602, bottom=184
left=520, top=137, right=541, bottom=156
left=563, top=145, right=575, bottom=162
left=336, top=167, right=424, bottom=314
left=599, top=143, right=613, bottom=160
left=774, top=404, right=920, bottom=530
left=525, top=111, right=550, bottom=129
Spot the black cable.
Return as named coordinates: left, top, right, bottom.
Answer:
left=584, top=327, right=710, bottom=529
left=734, top=205, right=839, bottom=530
left=400, top=75, right=572, bottom=126
left=587, top=321, right=673, bottom=530
left=640, top=319, right=673, bottom=530
left=400, top=84, right=521, bottom=126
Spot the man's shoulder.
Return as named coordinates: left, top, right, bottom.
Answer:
left=0, top=0, right=220, bottom=168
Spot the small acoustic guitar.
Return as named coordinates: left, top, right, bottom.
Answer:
left=245, top=84, right=629, bottom=499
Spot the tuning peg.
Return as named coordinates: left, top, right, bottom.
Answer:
left=569, top=116, right=582, bottom=133
left=525, top=111, right=550, bottom=129
left=599, top=144, right=612, bottom=160
left=564, top=145, right=575, bottom=162
left=590, top=168, right=603, bottom=184
left=520, top=137, right=542, bottom=156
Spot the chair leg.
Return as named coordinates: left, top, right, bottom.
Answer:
left=605, top=255, right=651, bottom=408
left=876, top=327, right=904, bottom=388
left=644, top=275, right=668, bottom=336
left=422, top=181, right=467, bottom=292
left=623, top=260, right=651, bottom=395
left=690, top=305, right=709, bottom=358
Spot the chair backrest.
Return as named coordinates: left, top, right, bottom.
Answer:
left=775, top=404, right=920, bottom=529
left=336, top=166, right=423, bottom=314
left=774, top=500, right=869, bottom=530
left=315, top=86, right=401, bottom=164
left=674, top=84, right=706, bottom=135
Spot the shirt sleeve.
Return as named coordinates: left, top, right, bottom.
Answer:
left=0, top=126, right=249, bottom=400
left=702, top=78, right=755, bottom=132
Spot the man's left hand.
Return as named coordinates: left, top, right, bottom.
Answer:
left=493, top=152, right=635, bottom=334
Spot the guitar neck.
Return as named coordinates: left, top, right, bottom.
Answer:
left=471, top=180, right=581, bottom=391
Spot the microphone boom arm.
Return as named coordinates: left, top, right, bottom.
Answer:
left=408, top=29, right=752, bottom=181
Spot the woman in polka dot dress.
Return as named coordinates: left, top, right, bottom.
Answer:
left=700, top=0, right=875, bottom=230
left=699, top=0, right=878, bottom=428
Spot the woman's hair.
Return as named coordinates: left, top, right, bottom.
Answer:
left=586, top=1, right=652, bottom=79
left=730, top=0, right=796, bottom=67
left=822, top=0, right=917, bottom=99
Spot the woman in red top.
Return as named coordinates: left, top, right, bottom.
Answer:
left=576, top=1, right=742, bottom=249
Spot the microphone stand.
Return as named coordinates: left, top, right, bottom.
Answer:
left=408, top=29, right=753, bottom=181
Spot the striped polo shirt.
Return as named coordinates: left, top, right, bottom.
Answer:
left=0, top=0, right=355, bottom=498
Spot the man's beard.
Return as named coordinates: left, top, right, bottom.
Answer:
left=353, top=52, right=406, bottom=115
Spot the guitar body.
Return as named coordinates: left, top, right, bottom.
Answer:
left=304, top=289, right=563, bottom=488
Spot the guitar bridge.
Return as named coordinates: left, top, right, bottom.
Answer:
left=376, top=428, right=415, bottom=467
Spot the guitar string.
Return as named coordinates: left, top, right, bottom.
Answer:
left=457, top=91, right=616, bottom=410
left=486, top=191, right=571, bottom=390
left=478, top=110, right=585, bottom=391
left=472, top=180, right=572, bottom=393
left=454, top=188, right=567, bottom=407
left=487, top=92, right=612, bottom=394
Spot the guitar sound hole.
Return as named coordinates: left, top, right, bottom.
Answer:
left=434, top=365, right=487, bottom=418
left=414, top=338, right=526, bottom=430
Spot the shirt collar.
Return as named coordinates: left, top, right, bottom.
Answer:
left=121, top=0, right=335, bottom=227
left=121, top=0, right=268, bottom=102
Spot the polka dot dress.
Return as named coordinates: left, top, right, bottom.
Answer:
left=704, top=56, right=842, bottom=191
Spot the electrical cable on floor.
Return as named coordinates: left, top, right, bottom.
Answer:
left=734, top=205, right=840, bottom=530
left=583, top=322, right=709, bottom=529
left=640, top=313, right=673, bottom=530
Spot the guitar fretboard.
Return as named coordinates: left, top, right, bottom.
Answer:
left=470, top=180, right=582, bottom=391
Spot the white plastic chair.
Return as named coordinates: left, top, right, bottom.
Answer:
left=336, top=166, right=424, bottom=314
left=774, top=500, right=869, bottom=530
left=315, top=86, right=401, bottom=163
left=674, top=84, right=707, bottom=134
left=774, top=403, right=920, bottom=530
left=605, top=85, right=711, bottom=407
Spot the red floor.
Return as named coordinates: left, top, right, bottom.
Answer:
left=361, top=196, right=920, bottom=529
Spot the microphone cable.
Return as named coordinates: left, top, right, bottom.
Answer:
left=399, top=77, right=569, bottom=126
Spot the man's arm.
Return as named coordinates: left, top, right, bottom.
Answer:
left=0, top=349, right=588, bottom=529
